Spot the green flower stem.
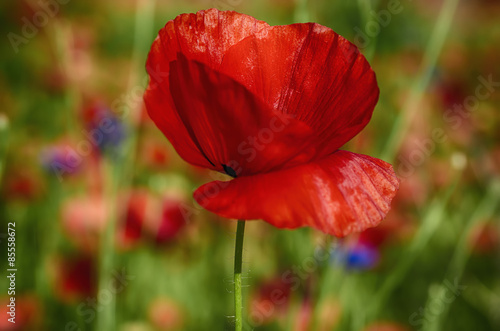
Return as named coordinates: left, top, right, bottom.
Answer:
left=382, top=0, right=460, bottom=161
left=96, top=159, right=120, bottom=331
left=234, top=220, right=246, bottom=331
left=367, top=174, right=460, bottom=320
left=310, top=235, right=334, bottom=330
left=357, top=0, right=378, bottom=61
left=422, top=179, right=500, bottom=331
left=122, top=0, right=156, bottom=181
left=95, top=0, right=156, bottom=328
left=0, top=114, right=9, bottom=185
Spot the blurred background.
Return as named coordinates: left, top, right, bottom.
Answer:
left=0, top=0, right=499, bottom=330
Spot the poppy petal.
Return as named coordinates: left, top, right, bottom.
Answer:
left=194, top=150, right=399, bottom=237
left=220, top=23, right=379, bottom=156
left=145, top=9, right=269, bottom=169
left=144, top=81, right=216, bottom=169
left=157, top=9, right=268, bottom=67
left=168, top=54, right=315, bottom=175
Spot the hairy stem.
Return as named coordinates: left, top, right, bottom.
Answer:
left=234, top=220, right=246, bottom=331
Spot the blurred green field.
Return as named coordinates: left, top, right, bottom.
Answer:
left=0, top=0, right=499, bottom=330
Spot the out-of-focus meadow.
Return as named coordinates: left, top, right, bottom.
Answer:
left=0, top=0, right=499, bottom=330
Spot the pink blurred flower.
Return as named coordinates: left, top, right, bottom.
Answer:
left=148, top=298, right=185, bottom=331
left=293, top=297, right=343, bottom=331
left=61, top=195, right=108, bottom=251
left=317, top=298, right=342, bottom=331
left=293, top=298, right=313, bottom=331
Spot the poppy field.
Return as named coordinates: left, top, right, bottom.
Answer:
left=0, top=0, right=499, bottom=330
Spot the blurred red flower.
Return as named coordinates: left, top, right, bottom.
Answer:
left=144, top=9, right=399, bottom=237
left=117, top=190, right=149, bottom=249
left=2, top=169, right=43, bottom=202
left=468, top=221, right=500, bottom=254
left=0, top=295, right=42, bottom=331
left=249, top=277, right=292, bottom=326
left=51, top=254, right=97, bottom=302
left=148, top=298, right=185, bottom=331
left=117, top=190, right=187, bottom=249
left=140, top=140, right=170, bottom=169
left=152, top=199, right=187, bottom=244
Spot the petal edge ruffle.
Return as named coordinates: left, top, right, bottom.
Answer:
left=194, top=151, right=399, bottom=237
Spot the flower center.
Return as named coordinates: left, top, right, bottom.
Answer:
left=222, top=164, right=238, bottom=178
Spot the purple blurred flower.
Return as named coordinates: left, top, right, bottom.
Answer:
left=82, top=102, right=126, bottom=156
left=89, top=108, right=126, bottom=154
left=39, top=144, right=81, bottom=177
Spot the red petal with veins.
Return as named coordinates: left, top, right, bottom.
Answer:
left=144, top=9, right=268, bottom=169
left=220, top=23, right=379, bottom=156
left=168, top=55, right=315, bottom=175
left=194, top=151, right=399, bottom=237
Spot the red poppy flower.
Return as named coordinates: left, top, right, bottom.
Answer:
left=117, top=190, right=149, bottom=249
left=0, top=295, right=42, bottom=331
left=144, top=9, right=399, bottom=237
left=250, top=277, right=292, bottom=325
left=153, top=198, right=187, bottom=244
left=117, top=190, right=188, bottom=248
left=52, top=254, right=97, bottom=302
